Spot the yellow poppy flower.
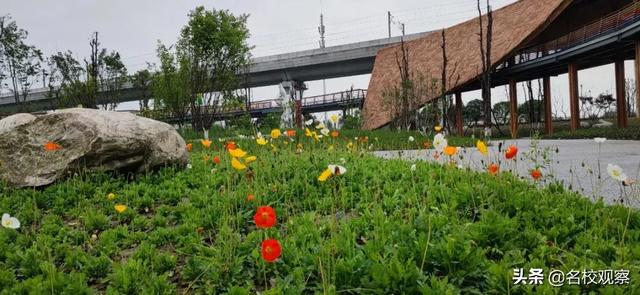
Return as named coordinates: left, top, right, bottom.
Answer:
left=201, top=139, right=212, bottom=149
left=318, top=169, right=332, bottom=182
left=305, top=128, right=313, bottom=137
left=347, top=141, right=354, bottom=150
left=245, top=155, right=257, bottom=164
left=107, top=193, right=116, bottom=201
left=229, top=148, right=247, bottom=158
left=114, top=204, right=127, bottom=213
left=256, top=137, right=268, bottom=145
left=231, top=157, right=247, bottom=170
left=476, top=140, right=488, bottom=156
left=271, top=129, right=281, bottom=139
left=434, top=125, right=442, bottom=132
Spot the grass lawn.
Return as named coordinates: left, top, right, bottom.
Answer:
left=0, top=131, right=638, bottom=294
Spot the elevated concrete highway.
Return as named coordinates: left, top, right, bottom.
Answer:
left=0, top=32, right=428, bottom=114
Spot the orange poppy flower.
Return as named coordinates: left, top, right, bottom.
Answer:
left=261, top=239, right=282, bottom=263
left=226, top=141, right=237, bottom=150
left=44, top=142, right=62, bottom=151
left=531, top=169, right=542, bottom=180
left=505, top=145, right=518, bottom=160
left=186, top=143, right=193, bottom=152
left=423, top=141, right=431, bottom=149
left=246, top=194, right=255, bottom=202
left=488, top=163, right=499, bottom=175
left=443, top=146, right=457, bottom=156
left=254, top=206, right=276, bottom=228
left=330, top=130, right=340, bottom=138
left=213, top=155, right=220, bottom=165
left=286, top=130, right=296, bottom=137
left=201, top=139, right=212, bottom=149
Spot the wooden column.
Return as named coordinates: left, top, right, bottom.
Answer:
left=615, top=60, right=628, bottom=128
left=568, top=63, right=580, bottom=131
left=635, top=41, right=640, bottom=119
left=455, top=92, right=463, bottom=135
left=543, top=76, right=553, bottom=135
left=509, top=79, right=518, bottom=139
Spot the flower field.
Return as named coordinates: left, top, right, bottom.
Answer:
left=0, top=127, right=639, bottom=294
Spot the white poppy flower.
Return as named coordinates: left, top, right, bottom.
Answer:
left=433, top=133, right=448, bottom=152
left=321, top=128, right=330, bottom=136
left=607, top=164, right=627, bottom=182
left=1, top=213, right=20, bottom=229
left=305, top=119, right=314, bottom=126
left=408, top=136, right=415, bottom=142
left=410, top=164, right=417, bottom=171
left=187, top=164, right=193, bottom=169
left=316, top=123, right=326, bottom=130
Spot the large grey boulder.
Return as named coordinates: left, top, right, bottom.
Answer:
left=0, top=108, right=189, bottom=187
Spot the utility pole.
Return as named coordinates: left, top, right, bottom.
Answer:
left=319, top=11, right=327, bottom=121
left=402, top=23, right=405, bottom=36
left=318, top=13, right=326, bottom=49
left=388, top=11, right=392, bottom=38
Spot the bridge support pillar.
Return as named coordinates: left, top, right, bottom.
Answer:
left=508, top=79, right=518, bottom=139
left=636, top=41, right=640, bottom=119
left=455, top=92, right=463, bottom=135
left=615, top=60, right=628, bottom=128
left=543, top=76, right=553, bottom=135
left=282, top=80, right=307, bottom=128
left=568, top=63, right=580, bottom=132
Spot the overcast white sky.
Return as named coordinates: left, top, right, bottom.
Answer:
left=2, top=0, right=635, bottom=115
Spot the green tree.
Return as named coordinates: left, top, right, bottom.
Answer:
left=517, top=99, right=543, bottom=123
left=463, top=99, right=484, bottom=128
left=98, top=50, right=127, bottom=110
left=46, top=51, right=88, bottom=108
left=492, top=101, right=509, bottom=136
left=152, top=43, right=190, bottom=125
left=0, top=15, right=43, bottom=111
left=131, top=68, right=152, bottom=111
left=177, top=6, right=252, bottom=132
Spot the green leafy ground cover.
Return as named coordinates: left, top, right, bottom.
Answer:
left=0, top=133, right=638, bottom=294
left=180, top=127, right=477, bottom=151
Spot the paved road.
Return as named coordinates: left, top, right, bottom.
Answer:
left=374, top=139, right=640, bottom=207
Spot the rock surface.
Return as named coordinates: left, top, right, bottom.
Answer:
left=0, top=113, right=36, bottom=133
left=0, top=108, right=189, bottom=187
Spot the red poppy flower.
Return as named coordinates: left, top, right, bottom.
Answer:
left=531, top=169, right=542, bottom=180
left=330, top=130, right=340, bottom=138
left=213, top=155, right=220, bottom=165
left=286, top=130, right=296, bottom=137
left=505, top=145, right=518, bottom=160
left=488, top=163, right=499, bottom=175
left=261, top=239, right=281, bottom=263
left=254, top=206, right=276, bottom=228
